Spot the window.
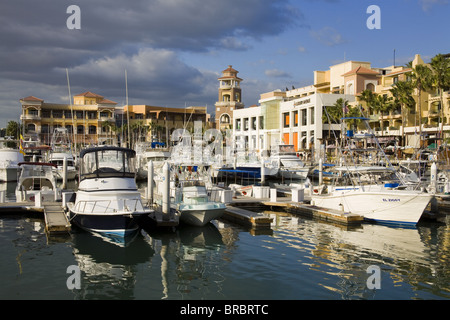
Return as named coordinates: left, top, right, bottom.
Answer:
left=89, top=125, right=97, bottom=134
left=301, top=109, right=307, bottom=126
left=41, top=124, right=49, bottom=133
left=293, top=111, right=298, bottom=126
left=366, top=83, right=375, bottom=92
left=283, top=113, right=290, bottom=128
left=220, top=114, right=230, bottom=124
left=251, top=117, right=257, bottom=130
left=77, top=125, right=84, bottom=134
left=27, top=123, right=36, bottom=132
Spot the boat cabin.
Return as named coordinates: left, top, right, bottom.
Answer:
left=79, top=146, right=136, bottom=180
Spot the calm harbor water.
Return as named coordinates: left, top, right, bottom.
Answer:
left=0, top=197, right=449, bottom=300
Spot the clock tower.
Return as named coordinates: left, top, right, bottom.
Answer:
left=215, top=65, right=244, bottom=131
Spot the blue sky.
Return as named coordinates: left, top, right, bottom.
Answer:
left=0, top=0, right=449, bottom=128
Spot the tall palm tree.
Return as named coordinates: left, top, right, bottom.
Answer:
left=411, top=64, right=433, bottom=147
left=358, top=89, right=377, bottom=128
left=373, top=94, right=394, bottom=136
left=322, top=98, right=346, bottom=145
left=390, top=80, right=415, bottom=146
left=430, top=54, right=450, bottom=137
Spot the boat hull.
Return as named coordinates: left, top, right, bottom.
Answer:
left=179, top=206, right=225, bottom=227
left=68, top=187, right=150, bottom=236
left=311, top=190, right=432, bottom=225
left=68, top=210, right=144, bottom=237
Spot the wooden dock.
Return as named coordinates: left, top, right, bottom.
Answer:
left=223, top=206, right=273, bottom=229
left=228, top=195, right=363, bottom=226
left=263, top=201, right=364, bottom=225
left=0, top=201, right=71, bottom=235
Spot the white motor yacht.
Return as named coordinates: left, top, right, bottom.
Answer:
left=67, top=146, right=151, bottom=238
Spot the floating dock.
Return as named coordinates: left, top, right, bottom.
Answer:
left=223, top=206, right=273, bottom=229
left=0, top=201, right=71, bottom=235
left=227, top=195, right=363, bottom=226
left=262, top=201, right=364, bottom=225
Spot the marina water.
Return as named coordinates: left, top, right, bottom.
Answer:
left=0, top=183, right=449, bottom=300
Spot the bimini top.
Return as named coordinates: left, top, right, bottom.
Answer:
left=79, top=146, right=137, bottom=180
left=80, top=146, right=136, bottom=158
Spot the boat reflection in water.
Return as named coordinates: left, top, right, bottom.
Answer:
left=70, top=221, right=225, bottom=300
left=67, top=146, right=151, bottom=240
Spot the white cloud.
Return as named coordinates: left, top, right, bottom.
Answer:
left=419, top=0, right=449, bottom=11
left=310, top=27, right=346, bottom=47
left=265, top=69, right=292, bottom=78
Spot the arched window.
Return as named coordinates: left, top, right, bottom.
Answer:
left=347, top=83, right=354, bottom=95
left=27, top=123, right=36, bottom=132
left=220, top=114, right=230, bottom=124
left=366, top=83, right=375, bottom=92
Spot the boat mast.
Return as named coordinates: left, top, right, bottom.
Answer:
left=125, top=69, right=131, bottom=149
left=66, top=68, right=77, bottom=157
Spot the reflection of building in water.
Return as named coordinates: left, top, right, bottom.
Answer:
left=71, top=231, right=154, bottom=299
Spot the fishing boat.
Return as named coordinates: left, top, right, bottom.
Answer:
left=48, top=128, right=78, bottom=180
left=173, top=180, right=226, bottom=227
left=268, top=144, right=311, bottom=180
left=15, top=162, right=60, bottom=202
left=48, top=152, right=78, bottom=180
left=311, top=185, right=432, bottom=225
left=67, top=146, right=151, bottom=238
left=310, top=116, right=433, bottom=226
left=135, top=142, right=171, bottom=180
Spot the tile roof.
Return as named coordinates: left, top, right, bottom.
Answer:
left=22, top=96, right=43, bottom=102
left=74, top=91, right=104, bottom=98
left=98, top=98, right=117, bottom=104
left=342, top=66, right=379, bottom=76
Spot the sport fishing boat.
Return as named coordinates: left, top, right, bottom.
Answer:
left=67, top=146, right=151, bottom=238
left=310, top=116, right=432, bottom=226
left=310, top=166, right=432, bottom=225
left=15, top=162, right=60, bottom=202
left=173, top=180, right=226, bottom=227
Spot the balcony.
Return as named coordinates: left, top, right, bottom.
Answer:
left=21, top=114, right=41, bottom=120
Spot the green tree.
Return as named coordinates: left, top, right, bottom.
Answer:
left=5, top=120, right=21, bottom=148
left=390, top=80, right=415, bottom=146
left=430, top=54, right=450, bottom=135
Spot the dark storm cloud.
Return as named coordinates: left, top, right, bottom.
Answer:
left=0, top=0, right=305, bottom=125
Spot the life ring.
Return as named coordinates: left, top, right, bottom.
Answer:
left=242, top=191, right=247, bottom=196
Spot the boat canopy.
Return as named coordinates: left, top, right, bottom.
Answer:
left=79, top=146, right=136, bottom=179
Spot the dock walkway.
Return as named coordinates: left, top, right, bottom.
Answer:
left=0, top=201, right=71, bottom=235
left=43, top=203, right=71, bottom=234
left=227, top=195, right=364, bottom=226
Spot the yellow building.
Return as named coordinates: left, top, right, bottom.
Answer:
left=20, top=91, right=211, bottom=147
left=124, top=104, right=209, bottom=145
left=20, top=91, right=116, bottom=145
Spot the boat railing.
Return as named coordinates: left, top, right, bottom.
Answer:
left=73, top=198, right=143, bottom=213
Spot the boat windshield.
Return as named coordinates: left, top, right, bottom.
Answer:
left=80, top=147, right=135, bottom=179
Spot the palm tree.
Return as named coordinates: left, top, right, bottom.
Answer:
left=390, top=80, right=415, bottom=146
left=430, top=54, right=450, bottom=137
left=411, top=64, right=433, bottom=147
left=358, top=89, right=377, bottom=129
